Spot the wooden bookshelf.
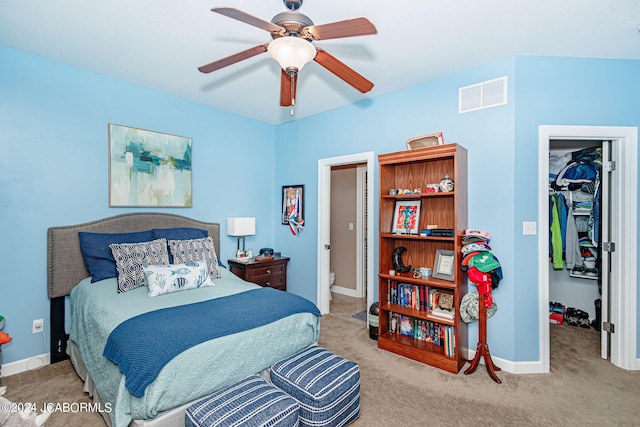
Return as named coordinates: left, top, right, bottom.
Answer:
left=377, top=144, right=468, bottom=373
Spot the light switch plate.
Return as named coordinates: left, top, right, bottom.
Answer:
left=523, top=221, right=537, bottom=235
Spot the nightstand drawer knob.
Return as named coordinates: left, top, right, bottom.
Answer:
left=266, top=269, right=271, bottom=274
left=265, top=282, right=271, bottom=286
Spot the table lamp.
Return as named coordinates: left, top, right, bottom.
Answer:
left=227, top=217, right=256, bottom=256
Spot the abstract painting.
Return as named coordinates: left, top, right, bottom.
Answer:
left=109, top=124, right=192, bottom=207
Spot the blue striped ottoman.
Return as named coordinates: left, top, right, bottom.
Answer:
left=270, top=346, right=360, bottom=427
left=185, top=375, right=300, bottom=427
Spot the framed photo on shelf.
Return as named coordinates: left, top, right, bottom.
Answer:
left=433, top=249, right=455, bottom=281
left=392, top=200, right=421, bottom=235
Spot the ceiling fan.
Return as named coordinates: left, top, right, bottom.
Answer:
left=198, top=0, right=377, bottom=110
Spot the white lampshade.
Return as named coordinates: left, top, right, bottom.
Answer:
left=227, top=217, right=256, bottom=237
left=268, top=36, right=316, bottom=73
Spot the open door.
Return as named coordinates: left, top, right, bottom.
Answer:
left=599, top=141, right=610, bottom=359
left=538, top=125, right=637, bottom=374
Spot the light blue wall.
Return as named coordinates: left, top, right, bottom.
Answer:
left=2, top=44, right=639, bottom=366
left=512, top=56, right=640, bottom=360
left=273, top=56, right=640, bottom=363
left=0, top=45, right=277, bottom=363
left=274, top=58, right=518, bottom=357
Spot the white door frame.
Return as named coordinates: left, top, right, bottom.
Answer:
left=317, top=152, right=375, bottom=315
left=538, top=125, right=638, bottom=372
left=356, top=164, right=368, bottom=299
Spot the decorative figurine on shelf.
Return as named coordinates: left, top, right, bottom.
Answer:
left=439, top=174, right=454, bottom=192
left=391, top=247, right=412, bottom=273
left=423, top=184, right=440, bottom=193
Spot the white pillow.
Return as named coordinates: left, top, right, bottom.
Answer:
left=144, top=260, right=214, bottom=297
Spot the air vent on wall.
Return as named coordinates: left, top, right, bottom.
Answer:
left=458, top=76, right=507, bottom=113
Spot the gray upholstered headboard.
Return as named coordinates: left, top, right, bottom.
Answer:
left=47, top=213, right=221, bottom=363
left=47, top=212, right=221, bottom=299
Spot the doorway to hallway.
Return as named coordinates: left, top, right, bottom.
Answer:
left=317, top=152, right=375, bottom=316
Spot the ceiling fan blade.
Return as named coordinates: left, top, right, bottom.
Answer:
left=198, top=43, right=269, bottom=74
left=303, top=17, right=377, bottom=41
left=314, top=48, right=374, bottom=93
left=212, top=7, right=285, bottom=35
left=280, top=70, right=298, bottom=107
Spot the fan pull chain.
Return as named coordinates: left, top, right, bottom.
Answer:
left=290, top=73, right=296, bottom=116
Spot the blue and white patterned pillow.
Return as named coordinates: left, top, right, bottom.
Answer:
left=109, top=238, right=170, bottom=293
left=168, top=237, right=222, bottom=279
left=144, top=260, right=214, bottom=297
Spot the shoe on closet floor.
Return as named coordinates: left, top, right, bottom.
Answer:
left=574, top=309, right=591, bottom=328
left=549, top=301, right=565, bottom=314
left=564, top=307, right=579, bottom=326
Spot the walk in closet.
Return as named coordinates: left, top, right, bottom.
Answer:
left=548, top=140, right=604, bottom=327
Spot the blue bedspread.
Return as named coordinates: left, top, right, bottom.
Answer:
left=103, top=287, right=321, bottom=397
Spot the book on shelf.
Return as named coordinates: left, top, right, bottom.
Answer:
left=430, top=306, right=455, bottom=320
left=428, top=289, right=455, bottom=320
left=388, top=280, right=426, bottom=311
left=388, top=313, right=452, bottom=347
left=443, top=325, right=456, bottom=358
left=399, top=315, right=413, bottom=337
left=389, top=312, right=400, bottom=333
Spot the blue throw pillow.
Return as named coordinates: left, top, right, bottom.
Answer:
left=78, top=230, right=154, bottom=283
left=151, top=227, right=208, bottom=241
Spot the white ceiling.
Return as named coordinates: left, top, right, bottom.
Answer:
left=1, top=0, right=639, bottom=124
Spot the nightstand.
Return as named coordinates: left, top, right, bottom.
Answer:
left=228, top=256, right=290, bottom=291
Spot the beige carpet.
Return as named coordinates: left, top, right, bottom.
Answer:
left=2, top=293, right=640, bottom=426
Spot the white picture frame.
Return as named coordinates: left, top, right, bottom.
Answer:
left=391, top=200, right=421, bottom=235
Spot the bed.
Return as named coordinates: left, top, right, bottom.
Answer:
left=47, top=213, right=321, bottom=427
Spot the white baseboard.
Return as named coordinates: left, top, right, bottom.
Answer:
left=465, top=348, right=546, bottom=375
left=331, top=285, right=360, bottom=298
left=464, top=349, right=640, bottom=374
left=1, top=353, right=50, bottom=377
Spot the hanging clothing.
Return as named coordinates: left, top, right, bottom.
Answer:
left=549, top=152, right=572, bottom=182
left=548, top=146, right=601, bottom=275
left=589, top=170, right=601, bottom=246
left=550, top=195, right=564, bottom=269
left=565, top=205, right=583, bottom=271
left=557, top=192, right=567, bottom=253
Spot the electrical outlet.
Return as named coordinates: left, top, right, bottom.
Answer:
left=32, top=318, right=43, bottom=334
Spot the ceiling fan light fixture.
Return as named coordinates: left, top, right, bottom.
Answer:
left=268, top=36, right=316, bottom=73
